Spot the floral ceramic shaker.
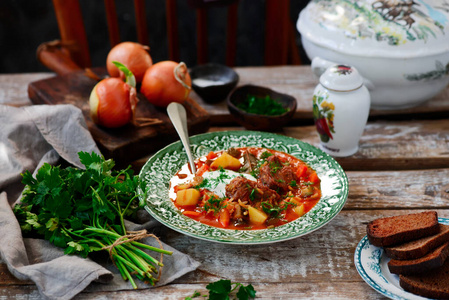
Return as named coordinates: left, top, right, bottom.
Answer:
left=313, top=65, right=370, bottom=157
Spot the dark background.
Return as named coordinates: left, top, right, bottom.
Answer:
left=0, top=0, right=310, bottom=74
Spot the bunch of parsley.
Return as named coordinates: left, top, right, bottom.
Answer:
left=13, top=152, right=172, bottom=288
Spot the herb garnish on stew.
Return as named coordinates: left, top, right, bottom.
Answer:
left=171, top=147, right=321, bottom=230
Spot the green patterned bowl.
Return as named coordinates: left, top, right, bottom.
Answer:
left=138, top=131, right=348, bottom=244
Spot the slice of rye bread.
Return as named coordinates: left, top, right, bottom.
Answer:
left=388, top=242, right=449, bottom=275
left=367, top=211, right=439, bottom=247
left=385, top=224, right=449, bottom=260
left=400, top=257, right=449, bottom=299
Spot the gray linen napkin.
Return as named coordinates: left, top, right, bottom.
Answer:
left=0, top=104, right=200, bottom=300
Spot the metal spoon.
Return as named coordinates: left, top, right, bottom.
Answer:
left=167, top=102, right=197, bottom=174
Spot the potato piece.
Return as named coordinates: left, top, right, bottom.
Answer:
left=210, top=152, right=241, bottom=170
left=176, top=188, right=201, bottom=206
left=289, top=197, right=306, bottom=217
left=293, top=204, right=305, bottom=217
left=247, top=206, right=268, bottom=225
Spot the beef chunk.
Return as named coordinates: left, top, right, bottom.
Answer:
left=226, top=176, right=257, bottom=203
left=258, top=155, right=297, bottom=194
left=225, top=176, right=280, bottom=204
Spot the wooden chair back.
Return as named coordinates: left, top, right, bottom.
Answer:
left=38, top=0, right=301, bottom=76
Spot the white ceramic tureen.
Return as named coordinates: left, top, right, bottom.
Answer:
left=297, top=0, right=449, bottom=109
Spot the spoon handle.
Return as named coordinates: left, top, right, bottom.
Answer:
left=167, top=102, right=197, bottom=174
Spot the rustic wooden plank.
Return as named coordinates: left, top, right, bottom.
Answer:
left=0, top=285, right=42, bottom=299
left=76, top=282, right=385, bottom=299
left=347, top=169, right=449, bottom=210
left=2, top=210, right=446, bottom=299
left=1, top=69, right=449, bottom=125
left=191, top=66, right=449, bottom=124
left=205, top=119, right=449, bottom=171
left=0, top=282, right=387, bottom=299
left=0, top=73, right=53, bottom=107
left=160, top=210, right=449, bottom=284
left=0, top=264, right=32, bottom=285
left=284, top=120, right=449, bottom=171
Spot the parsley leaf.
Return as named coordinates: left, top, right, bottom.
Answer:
left=185, top=279, right=256, bottom=300
left=236, top=284, right=256, bottom=300
left=13, top=151, right=173, bottom=288
left=204, top=196, right=227, bottom=215
left=207, top=279, right=232, bottom=295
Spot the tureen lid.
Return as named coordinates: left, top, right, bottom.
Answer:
left=320, top=65, right=364, bottom=91
left=297, top=0, right=449, bottom=58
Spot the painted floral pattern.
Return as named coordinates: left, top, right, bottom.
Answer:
left=404, top=60, right=449, bottom=81
left=311, top=0, right=448, bottom=45
left=313, top=91, right=335, bottom=143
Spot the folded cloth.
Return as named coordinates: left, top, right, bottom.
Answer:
left=0, top=104, right=200, bottom=300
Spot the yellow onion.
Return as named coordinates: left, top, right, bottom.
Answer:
left=106, top=42, right=153, bottom=83
left=141, top=61, right=192, bottom=107
left=90, top=62, right=138, bottom=128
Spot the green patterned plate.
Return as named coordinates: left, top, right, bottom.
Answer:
left=138, top=131, right=348, bottom=244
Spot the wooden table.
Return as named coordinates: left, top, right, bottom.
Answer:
left=1, top=66, right=449, bottom=299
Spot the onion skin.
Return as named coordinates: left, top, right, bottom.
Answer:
left=89, top=78, right=137, bottom=128
left=106, top=42, right=153, bottom=83
left=141, top=61, right=192, bottom=107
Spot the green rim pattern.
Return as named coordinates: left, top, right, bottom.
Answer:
left=138, top=131, right=348, bottom=244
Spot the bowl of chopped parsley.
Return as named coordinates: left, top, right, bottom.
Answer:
left=227, top=84, right=297, bottom=131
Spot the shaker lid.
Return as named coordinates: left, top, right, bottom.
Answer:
left=320, top=65, right=364, bottom=91
left=297, top=0, right=449, bottom=58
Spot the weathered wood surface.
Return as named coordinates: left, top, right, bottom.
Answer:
left=206, top=119, right=449, bottom=171
left=2, top=69, right=449, bottom=124
left=0, top=73, right=53, bottom=107
left=191, top=66, right=449, bottom=124
left=2, top=210, right=449, bottom=299
left=2, top=72, right=449, bottom=299
left=0, top=282, right=385, bottom=300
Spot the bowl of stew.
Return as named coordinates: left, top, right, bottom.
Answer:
left=138, top=131, right=348, bottom=244
left=227, top=85, right=297, bottom=131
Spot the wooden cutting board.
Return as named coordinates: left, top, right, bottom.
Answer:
left=27, top=68, right=210, bottom=168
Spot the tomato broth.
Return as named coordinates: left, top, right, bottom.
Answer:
left=170, top=147, right=321, bottom=230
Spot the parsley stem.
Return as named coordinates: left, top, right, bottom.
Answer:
left=118, top=246, right=154, bottom=274
left=115, top=258, right=128, bottom=281
left=128, top=243, right=164, bottom=266
left=114, top=253, right=146, bottom=277
left=230, top=282, right=242, bottom=293
left=131, top=241, right=173, bottom=255
left=116, top=258, right=137, bottom=289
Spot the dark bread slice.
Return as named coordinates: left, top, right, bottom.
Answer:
left=400, top=257, right=449, bottom=299
left=388, top=242, right=449, bottom=275
left=367, top=211, right=439, bottom=247
left=385, top=224, right=449, bottom=260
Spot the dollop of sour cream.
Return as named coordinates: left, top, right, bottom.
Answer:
left=169, top=164, right=256, bottom=200
left=201, top=170, right=256, bottom=198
